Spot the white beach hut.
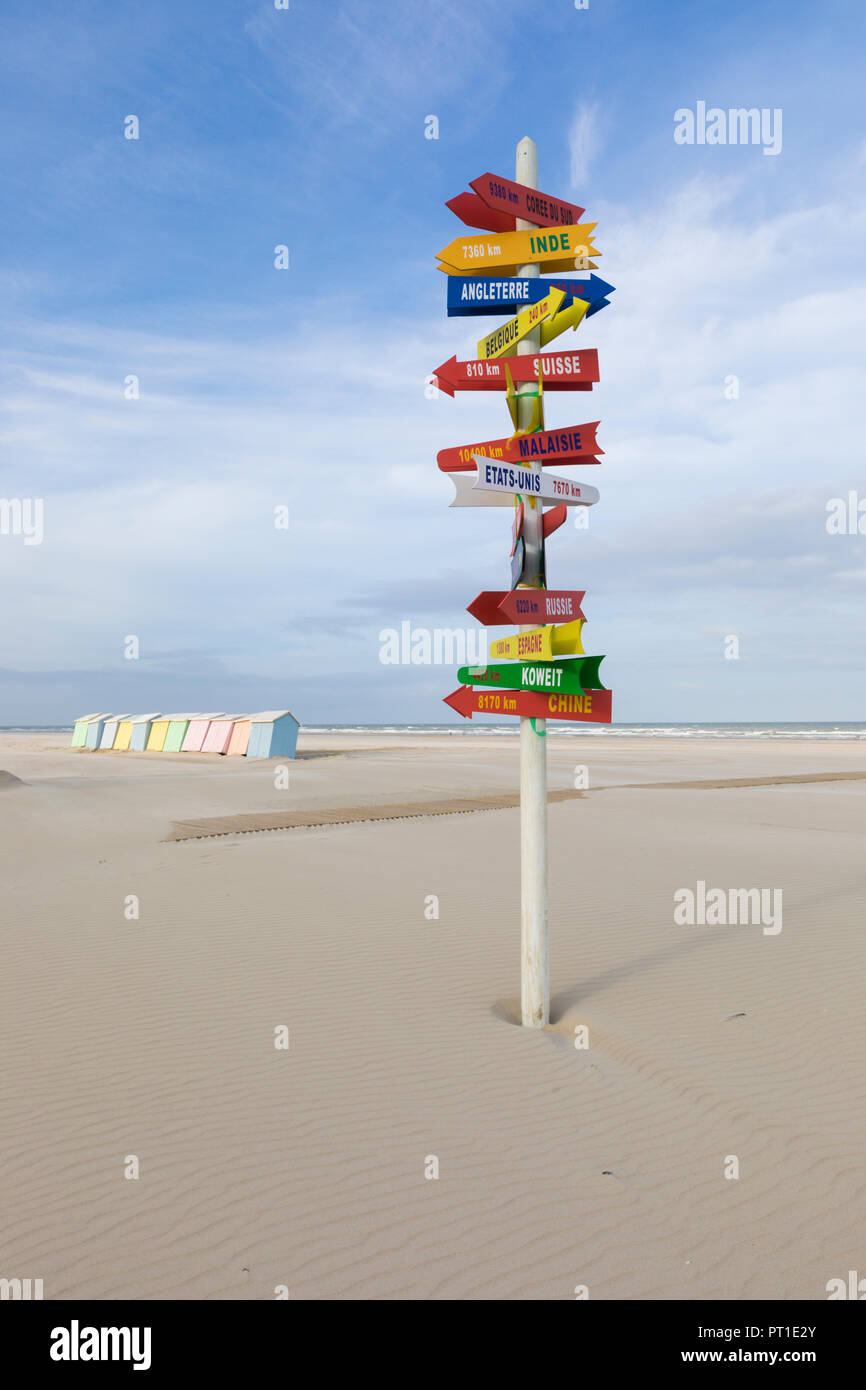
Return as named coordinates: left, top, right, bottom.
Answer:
left=84, top=714, right=112, bottom=749
left=99, top=714, right=131, bottom=750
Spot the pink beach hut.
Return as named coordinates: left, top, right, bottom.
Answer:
left=201, top=716, right=239, bottom=755
left=180, top=713, right=225, bottom=753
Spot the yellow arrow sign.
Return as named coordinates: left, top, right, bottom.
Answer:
left=477, top=287, right=565, bottom=361
left=439, top=257, right=599, bottom=277
left=437, top=223, right=599, bottom=274
left=489, top=619, right=585, bottom=662
left=539, top=295, right=589, bottom=347
left=504, top=362, right=544, bottom=432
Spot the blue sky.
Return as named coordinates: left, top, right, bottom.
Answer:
left=1, top=0, right=865, bottom=725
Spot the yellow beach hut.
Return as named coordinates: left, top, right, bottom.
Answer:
left=99, top=714, right=130, bottom=749
left=113, top=718, right=134, bottom=751
left=146, top=714, right=193, bottom=752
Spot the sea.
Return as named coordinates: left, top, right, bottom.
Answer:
left=7, top=724, right=866, bottom=742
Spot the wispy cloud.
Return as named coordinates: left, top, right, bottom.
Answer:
left=569, top=102, right=601, bottom=189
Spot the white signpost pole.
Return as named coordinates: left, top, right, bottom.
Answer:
left=515, top=136, right=549, bottom=1028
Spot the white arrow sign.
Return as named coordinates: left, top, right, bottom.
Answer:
left=471, top=454, right=599, bottom=506
left=449, top=474, right=514, bottom=507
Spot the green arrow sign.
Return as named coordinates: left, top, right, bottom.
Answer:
left=457, top=656, right=605, bottom=693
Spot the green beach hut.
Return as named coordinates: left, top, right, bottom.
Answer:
left=162, top=714, right=195, bottom=753
left=71, top=713, right=104, bottom=748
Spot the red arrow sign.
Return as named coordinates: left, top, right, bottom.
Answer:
left=445, top=191, right=516, bottom=234
left=467, top=590, right=586, bottom=626
left=541, top=503, right=568, bottom=539
left=469, top=173, right=586, bottom=229
left=437, top=422, right=602, bottom=473
left=443, top=685, right=612, bottom=724
left=433, top=351, right=599, bottom=396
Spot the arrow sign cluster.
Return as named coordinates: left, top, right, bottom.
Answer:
left=434, top=163, right=613, bottom=727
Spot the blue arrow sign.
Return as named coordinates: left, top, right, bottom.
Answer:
left=447, top=273, right=615, bottom=319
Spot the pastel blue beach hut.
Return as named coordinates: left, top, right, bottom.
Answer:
left=71, top=713, right=104, bottom=748
left=245, top=709, right=300, bottom=760
left=129, top=713, right=161, bottom=752
left=84, top=714, right=112, bottom=749
left=99, top=714, right=131, bottom=750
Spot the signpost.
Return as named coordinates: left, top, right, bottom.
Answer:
left=472, top=460, right=600, bottom=507
left=443, top=685, right=612, bottom=724
left=432, top=350, right=599, bottom=395
left=433, top=138, right=614, bottom=1029
left=447, top=273, right=615, bottom=319
left=437, top=223, right=599, bottom=275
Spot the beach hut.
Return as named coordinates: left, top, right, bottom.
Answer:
left=226, top=718, right=251, bottom=756
left=146, top=714, right=190, bottom=752
left=163, top=714, right=194, bottom=753
left=84, top=714, right=112, bottom=749
left=146, top=717, right=170, bottom=752
left=129, top=714, right=161, bottom=752
left=201, top=716, right=239, bottom=755
left=99, top=715, right=131, bottom=750
left=180, top=714, right=225, bottom=753
left=113, top=718, right=134, bottom=751
left=71, top=713, right=103, bottom=748
left=246, top=710, right=300, bottom=760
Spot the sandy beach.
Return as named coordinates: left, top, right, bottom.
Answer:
left=2, top=729, right=865, bottom=1301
